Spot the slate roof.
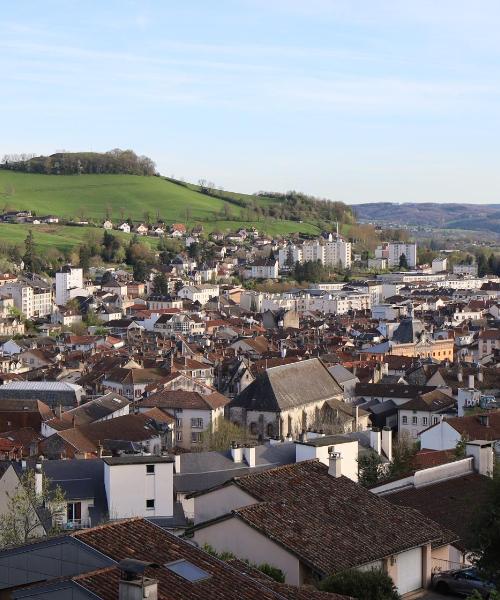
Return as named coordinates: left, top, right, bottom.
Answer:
left=392, top=317, right=425, bottom=344
left=231, top=358, right=342, bottom=412
left=178, top=443, right=296, bottom=494
left=386, top=473, right=492, bottom=550
left=200, top=461, right=456, bottom=576
left=355, top=383, right=436, bottom=399
left=56, top=392, right=130, bottom=427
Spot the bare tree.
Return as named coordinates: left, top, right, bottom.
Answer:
left=0, top=468, right=66, bottom=547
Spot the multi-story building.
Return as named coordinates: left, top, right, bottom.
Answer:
left=278, top=237, right=352, bottom=270
left=2, top=275, right=53, bottom=319
left=55, top=265, right=86, bottom=306
left=453, top=263, right=478, bottom=276
left=244, top=258, right=278, bottom=280
left=376, top=242, right=417, bottom=268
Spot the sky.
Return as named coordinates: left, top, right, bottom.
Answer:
left=1, top=0, right=500, bottom=204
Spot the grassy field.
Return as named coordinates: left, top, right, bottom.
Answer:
left=0, top=223, right=145, bottom=253
left=0, top=171, right=319, bottom=239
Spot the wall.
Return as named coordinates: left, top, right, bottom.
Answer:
left=193, top=517, right=302, bottom=585
left=104, top=461, right=173, bottom=519
left=419, top=422, right=460, bottom=451
left=295, top=440, right=359, bottom=482
left=193, top=484, right=258, bottom=524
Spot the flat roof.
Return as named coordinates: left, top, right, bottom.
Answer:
left=102, top=455, right=174, bottom=466
left=294, top=434, right=355, bottom=447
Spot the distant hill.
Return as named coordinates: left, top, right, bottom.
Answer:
left=1, top=149, right=156, bottom=176
left=354, top=202, right=500, bottom=234
left=0, top=171, right=355, bottom=239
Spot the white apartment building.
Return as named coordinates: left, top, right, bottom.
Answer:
left=55, top=265, right=87, bottom=306
left=244, top=258, right=278, bottom=280
left=2, top=276, right=53, bottom=319
left=453, top=263, right=478, bottom=276
left=278, top=238, right=352, bottom=269
left=177, top=284, right=219, bottom=305
left=376, top=242, right=417, bottom=268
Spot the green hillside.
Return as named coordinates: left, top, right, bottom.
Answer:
left=0, top=171, right=320, bottom=237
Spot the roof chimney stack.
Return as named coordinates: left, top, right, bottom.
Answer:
left=468, top=374, right=475, bottom=389
left=328, top=451, right=342, bottom=478
left=243, top=445, right=256, bottom=468
left=381, top=427, right=392, bottom=462
left=369, top=428, right=382, bottom=455
left=119, top=559, right=158, bottom=600
left=230, top=441, right=243, bottom=463
left=466, top=440, right=494, bottom=478
left=34, top=463, right=43, bottom=497
left=174, top=454, right=181, bottom=474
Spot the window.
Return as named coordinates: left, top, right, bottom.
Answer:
left=433, top=416, right=439, bottom=424
left=146, top=499, right=155, bottom=510
left=146, top=464, right=155, bottom=474
left=67, top=502, right=81, bottom=522
left=402, top=416, right=408, bottom=424
left=176, top=418, right=183, bottom=428
left=191, top=418, right=204, bottom=429
left=250, top=422, right=257, bottom=435
left=191, top=432, right=202, bottom=444
left=165, top=559, right=211, bottom=582
left=412, top=416, right=418, bottom=425
left=422, top=417, right=428, bottom=426
left=176, top=431, right=183, bottom=442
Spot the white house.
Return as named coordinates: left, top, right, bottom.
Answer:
left=117, top=222, right=131, bottom=233
left=103, top=455, right=174, bottom=520
left=178, top=284, right=219, bottom=305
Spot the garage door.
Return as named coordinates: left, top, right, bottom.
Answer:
left=397, top=548, right=422, bottom=595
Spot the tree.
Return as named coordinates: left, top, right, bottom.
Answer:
left=388, top=432, right=417, bottom=478
left=285, top=246, right=295, bottom=269
left=319, top=569, right=400, bottom=600
left=398, top=253, right=408, bottom=269
left=23, top=230, right=40, bottom=273
left=200, top=416, right=250, bottom=451
left=358, top=453, right=385, bottom=487
left=468, top=465, right=500, bottom=584
left=152, top=272, right=170, bottom=296
left=0, top=468, right=66, bottom=546
left=133, top=260, right=150, bottom=282
left=477, top=253, right=488, bottom=277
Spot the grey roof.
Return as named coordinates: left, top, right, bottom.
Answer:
left=392, top=317, right=425, bottom=344
left=327, top=364, right=358, bottom=385
left=231, top=358, right=343, bottom=412
left=103, top=455, right=174, bottom=466
left=175, top=442, right=296, bottom=494
left=13, top=459, right=109, bottom=525
left=294, top=434, right=355, bottom=447
left=0, top=382, right=82, bottom=392
left=61, top=392, right=129, bottom=425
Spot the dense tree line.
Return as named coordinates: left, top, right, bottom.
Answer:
left=1, top=149, right=156, bottom=176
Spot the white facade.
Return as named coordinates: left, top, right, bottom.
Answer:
left=104, top=458, right=174, bottom=519
left=55, top=267, right=86, bottom=306
left=295, top=438, right=359, bottom=482
left=278, top=238, right=352, bottom=269
left=453, top=264, right=478, bottom=276
left=432, top=257, right=447, bottom=273
left=178, top=284, right=219, bottom=305
left=2, top=281, right=53, bottom=319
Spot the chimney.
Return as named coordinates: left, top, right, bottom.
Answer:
left=243, top=445, right=256, bottom=468
left=381, top=427, right=392, bottom=462
left=354, top=405, right=359, bottom=432
left=328, top=451, right=342, bottom=478
left=174, top=454, right=181, bottom=474
left=119, top=560, right=158, bottom=600
left=457, top=369, right=463, bottom=383
left=299, top=430, right=308, bottom=443
left=230, top=442, right=243, bottom=463
left=369, top=428, right=382, bottom=455
left=286, top=432, right=293, bottom=442
left=477, top=369, right=484, bottom=383
left=466, top=440, right=494, bottom=478
left=34, top=463, right=43, bottom=497
left=468, top=374, right=475, bottom=389
left=55, top=404, right=63, bottom=419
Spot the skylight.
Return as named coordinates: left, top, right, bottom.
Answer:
left=165, top=559, right=211, bottom=582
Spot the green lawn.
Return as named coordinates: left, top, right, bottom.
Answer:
left=0, top=171, right=320, bottom=251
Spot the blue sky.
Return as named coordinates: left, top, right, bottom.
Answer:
left=1, top=0, right=500, bottom=204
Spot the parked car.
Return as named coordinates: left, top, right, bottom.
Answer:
left=432, top=568, right=496, bottom=598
